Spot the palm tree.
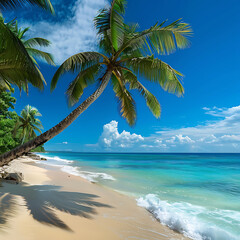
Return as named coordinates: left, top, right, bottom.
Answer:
left=0, top=17, right=54, bottom=91
left=14, top=105, right=43, bottom=144
left=9, top=20, right=54, bottom=65
left=0, top=0, right=192, bottom=165
left=0, top=0, right=54, bottom=91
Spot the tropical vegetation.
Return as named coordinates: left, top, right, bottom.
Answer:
left=14, top=105, right=43, bottom=144
left=0, top=0, right=54, bottom=92
left=0, top=16, right=54, bottom=91
left=0, top=0, right=192, bottom=165
left=0, top=0, right=52, bottom=155
left=0, top=91, right=45, bottom=154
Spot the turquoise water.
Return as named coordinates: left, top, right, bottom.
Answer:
left=37, top=152, right=240, bottom=240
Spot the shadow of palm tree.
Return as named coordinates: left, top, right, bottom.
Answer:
left=0, top=182, right=112, bottom=230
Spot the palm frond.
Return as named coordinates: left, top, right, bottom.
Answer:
left=18, top=27, right=29, bottom=39
left=110, top=0, right=126, bottom=51
left=33, top=125, right=42, bottom=133
left=66, top=64, right=102, bottom=106
left=119, top=67, right=161, bottom=118
left=26, top=48, right=54, bottom=65
left=0, top=19, right=45, bottom=90
left=94, top=0, right=126, bottom=51
left=0, top=0, right=54, bottom=13
left=116, top=19, right=192, bottom=58
left=112, top=71, right=136, bottom=125
left=51, top=52, right=105, bottom=91
left=124, top=55, right=184, bottom=96
left=99, top=32, right=112, bottom=55
left=24, top=37, right=51, bottom=48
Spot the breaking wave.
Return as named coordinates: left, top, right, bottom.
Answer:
left=137, top=194, right=239, bottom=240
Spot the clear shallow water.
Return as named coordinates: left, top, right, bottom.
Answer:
left=37, top=152, right=240, bottom=240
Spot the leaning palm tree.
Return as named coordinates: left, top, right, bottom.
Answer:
left=0, top=17, right=54, bottom=91
left=0, top=0, right=192, bottom=165
left=14, top=105, right=43, bottom=144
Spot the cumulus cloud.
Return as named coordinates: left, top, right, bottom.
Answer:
left=87, top=105, right=240, bottom=152
left=98, top=121, right=144, bottom=150
left=23, top=0, right=107, bottom=64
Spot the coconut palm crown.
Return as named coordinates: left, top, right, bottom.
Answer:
left=51, top=0, right=192, bottom=125
left=14, top=105, right=43, bottom=144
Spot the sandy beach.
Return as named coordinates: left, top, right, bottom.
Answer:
left=0, top=156, right=189, bottom=240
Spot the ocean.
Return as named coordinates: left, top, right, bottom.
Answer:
left=36, top=152, right=240, bottom=240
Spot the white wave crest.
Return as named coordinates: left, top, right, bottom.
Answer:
left=36, top=154, right=73, bottom=163
left=61, top=166, right=115, bottom=182
left=137, top=194, right=238, bottom=240
left=36, top=154, right=116, bottom=183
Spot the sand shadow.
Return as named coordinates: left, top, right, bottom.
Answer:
left=0, top=182, right=112, bottom=230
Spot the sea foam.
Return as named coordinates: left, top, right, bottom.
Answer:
left=36, top=154, right=115, bottom=183
left=37, top=154, right=73, bottom=163
left=137, top=194, right=238, bottom=240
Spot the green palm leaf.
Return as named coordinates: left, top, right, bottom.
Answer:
left=112, top=71, right=136, bottom=125
left=0, top=0, right=54, bottom=13
left=66, top=64, right=102, bottom=106
left=119, top=67, right=161, bottom=118
left=115, top=19, right=192, bottom=58
left=26, top=48, right=54, bottom=65
left=24, top=37, right=51, bottom=48
left=94, top=0, right=126, bottom=51
left=51, top=52, right=105, bottom=91
left=124, top=55, right=184, bottom=96
left=0, top=17, right=52, bottom=91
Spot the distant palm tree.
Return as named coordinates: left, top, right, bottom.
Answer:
left=0, top=0, right=192, bottom=165
left=0, top=17, right=54, bottom=91
left=14, top=105, right=43, bottom=144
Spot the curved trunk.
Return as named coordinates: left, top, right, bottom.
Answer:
left=0, top=70, right=112, bottom=166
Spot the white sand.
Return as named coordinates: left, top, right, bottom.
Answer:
left=0, top=156, right=189, bottom=240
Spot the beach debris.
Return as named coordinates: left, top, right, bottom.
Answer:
left=26, top=153, right=41, bottom=160
left=25, top=153, right=47, bottom=161
left=2, top=172, right=23, bottom=184
left=0, top=166, right=9, bottom=178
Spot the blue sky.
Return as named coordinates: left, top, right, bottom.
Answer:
left=6, top=0, right=240, bottom=152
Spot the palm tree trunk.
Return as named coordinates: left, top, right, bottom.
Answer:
left=0, top=70, right=112, bottom=166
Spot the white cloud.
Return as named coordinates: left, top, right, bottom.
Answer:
left=87, top=105, right=240, bottom=152
left=99, top=120, right=144, bottom=149
left=203, top=106, right=240, bottom=117
left=57, top=141, right=68, bottom=144
left=24, top=0, right=107, bottom=64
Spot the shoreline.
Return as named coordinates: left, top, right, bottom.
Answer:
left=0, top=156, right=189, bottom=240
